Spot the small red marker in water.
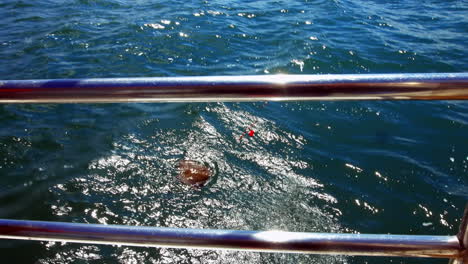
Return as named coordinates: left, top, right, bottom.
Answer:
left=238, top=102, right=268, bottom=142
left=239, top=123, right=255, bottom=141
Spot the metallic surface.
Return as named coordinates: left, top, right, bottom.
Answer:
left=0, top=219, right=462, bottom=258
left=453, top=204, right=468, bottom=263
left=0, top=73, right=467, bottom=103
left=458, top=204, right=468, bottom=250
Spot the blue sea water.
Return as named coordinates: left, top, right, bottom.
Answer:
left=0, top=0, right=467, bottom=263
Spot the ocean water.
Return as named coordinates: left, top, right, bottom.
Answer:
left=0, top=0, right=467, bottom=263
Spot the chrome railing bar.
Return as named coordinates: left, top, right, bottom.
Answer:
left=0, top=219, right=462, bottom=258
left=0, top=72, right=467, bottom=103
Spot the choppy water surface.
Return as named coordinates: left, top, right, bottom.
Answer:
left=0, top=0, right=467, bottom=263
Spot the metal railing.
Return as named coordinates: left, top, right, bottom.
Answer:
left=0, top=72, right=467, bottom=103
left=0, top=217, right=465, bottom=259
left=0, top=73, right=467, bottom=262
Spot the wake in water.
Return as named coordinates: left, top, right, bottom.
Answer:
left=36, top=102, right=344, bottom=263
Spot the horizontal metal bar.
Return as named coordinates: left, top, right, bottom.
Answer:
left=0, top=219, right=462, bottom=258
left=0, top=73, right=467, bottom=103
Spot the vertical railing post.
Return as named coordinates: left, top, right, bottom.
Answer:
left=450, top=203, right=468, bottom=264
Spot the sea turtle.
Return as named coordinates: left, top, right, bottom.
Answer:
left=178, top=160, right=211, bottom=188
